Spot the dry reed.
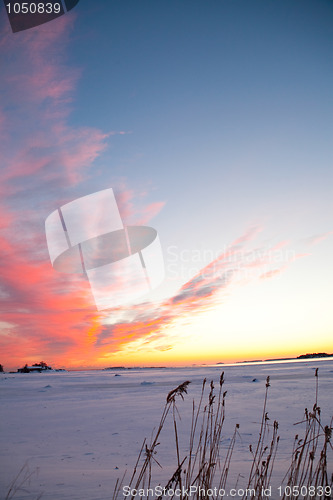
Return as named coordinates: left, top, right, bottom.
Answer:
left=116, top=370, right=332, bottom=500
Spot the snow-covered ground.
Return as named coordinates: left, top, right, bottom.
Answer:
left=1, top=359, right=332, bottom=500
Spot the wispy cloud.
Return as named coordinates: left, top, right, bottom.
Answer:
left=94, top=227, right=307, bottom=357
left=0, top=17, right=109, bottom=198
left=0, top=16, right=167, bottom=369
left=115, top=186, right=165, bottom=225
left=302, top=231, right=333, bottom=247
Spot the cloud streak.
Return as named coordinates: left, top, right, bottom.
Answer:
left=0, top=16, right=167, bottom=370
left=302, top=231, right=333, bottom=247
left=0, top=17, right=116, bottom=369
left=94, top=227, right=307, bottom=358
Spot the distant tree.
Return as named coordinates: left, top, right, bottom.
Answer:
left=0, top=364, right=4, bottom=373
left=33, top=361, right=48, bottom=368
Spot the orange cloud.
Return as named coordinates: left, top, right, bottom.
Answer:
left=92, top=226, right=323, bottom=362
left=0, top=17, right=109, bottom=369
left=260, top=269, right=282, bottom=280
left=93, top=228, right=296, bottom=355
left=0, top=15, right=167, bottom=371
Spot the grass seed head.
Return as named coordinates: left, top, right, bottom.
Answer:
left=166, top=381, right=191, bottom=403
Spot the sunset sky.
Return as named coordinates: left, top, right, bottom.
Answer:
left=0, top=0, right=332, bottom=371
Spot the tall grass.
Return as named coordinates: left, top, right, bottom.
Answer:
left=281, top=369, right=333, bottom=499
left=116, top=370, right=332, bottom=500
left=5, top=463, right=43, bottom=500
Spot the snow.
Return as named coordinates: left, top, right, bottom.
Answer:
left=1, top=359, right=332, bottom=500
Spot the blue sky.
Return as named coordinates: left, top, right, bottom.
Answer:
left=68, top=0, right=333, bottom=243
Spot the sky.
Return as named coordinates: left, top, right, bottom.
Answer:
left=0, top=0, right=332, bottom=370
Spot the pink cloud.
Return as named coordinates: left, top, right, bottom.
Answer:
left=0, top=16, right=167, bottom=370
left=135, top=201, right=166, bottom=224
left=0, top=18, right=108, bottom=188
left=231, top=225, right=263, bottom=246
left=115, top=186, right=165, bottom=225
left=303, top=231, right=333, bottom=247
left=0, top=15, right=114, bottom=369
